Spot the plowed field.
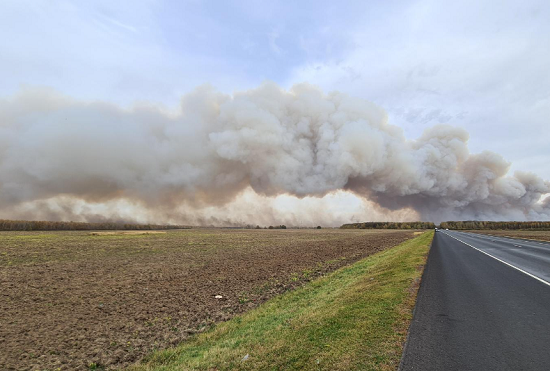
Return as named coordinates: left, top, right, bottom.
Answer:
left=0, top=228, right=415, bottom=370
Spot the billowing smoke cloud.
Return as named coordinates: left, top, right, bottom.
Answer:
left=1, top=82, right=548, bottom=225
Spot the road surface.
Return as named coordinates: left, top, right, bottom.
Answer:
left=400, top=230, right=550, bottom=370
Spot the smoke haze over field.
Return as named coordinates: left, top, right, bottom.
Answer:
left=0, top=83, right=548, bottom=226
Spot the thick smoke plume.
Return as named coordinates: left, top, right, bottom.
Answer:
left=0, top=83, right=548, bottom=225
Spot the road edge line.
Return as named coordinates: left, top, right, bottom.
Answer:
left=442, top=232, right=550, bottom=288
left=397, top=233, right=435, bottom=371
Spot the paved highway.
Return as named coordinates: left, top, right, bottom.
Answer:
left=446, top=230, right=550, bottom=283
left=400, top=230, right=550, bottom=371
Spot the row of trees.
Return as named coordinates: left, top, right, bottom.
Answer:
left=439, top=221, right=550, bottom=230
left=341, top=221, right=550, bottom=230
left=341, top=222, right=436, bottom=229
left=241, top=224, right=288, bottom=229
left=0, top=219, right=188, bottom=231
left=8, top=219, right=548, bottom=232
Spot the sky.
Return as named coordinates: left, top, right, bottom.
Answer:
left=1, top=0, right=549, bottom=224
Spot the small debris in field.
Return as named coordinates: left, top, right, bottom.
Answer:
left=214, top=295, right=223, bottom=299
left=242, top=354, right=249, bottom=361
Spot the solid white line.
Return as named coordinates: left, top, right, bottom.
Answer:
left=441, top=232, right=550, bottom=288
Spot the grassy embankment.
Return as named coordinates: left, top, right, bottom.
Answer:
left=129, top=231, right=434, bottom=371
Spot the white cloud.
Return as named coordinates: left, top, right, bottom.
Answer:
left=286, top=0, right=550, bottom=179
left=0, top=0, right=549, bottom=223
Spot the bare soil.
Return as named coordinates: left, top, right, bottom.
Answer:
left=467, top=230, right=550, bottom=242
left=88, top=231, right=167, bottom=236
left=0, top=228, right=415, bottom=370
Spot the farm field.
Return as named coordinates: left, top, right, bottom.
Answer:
left=131, top=231, right=433, bottom=371
left=0, top=228, right=416, bottom=370
left=467, top=230, right=550, bottom=242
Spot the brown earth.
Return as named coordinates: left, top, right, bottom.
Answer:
left=0, top=228, right=415, bottom=371
left=88, top=231, right=167, bottom=236
left=467, top=230, right=550, bottom=242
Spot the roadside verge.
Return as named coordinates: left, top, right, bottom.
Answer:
left=129, top=231, right=434, bottom=371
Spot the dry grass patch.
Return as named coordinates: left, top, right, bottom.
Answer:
left=89, top=231, right=167, bottom=236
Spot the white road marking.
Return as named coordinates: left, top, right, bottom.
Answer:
left=442, top=232, right=550, bottom=288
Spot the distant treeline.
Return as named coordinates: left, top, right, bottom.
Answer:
left=242, top=224, right=288, bottom=229
left=0, top=219, right=189, bottom=231
left=439, top=221, right=550, bottom=230
left=341, top=222, right=436, bottom=229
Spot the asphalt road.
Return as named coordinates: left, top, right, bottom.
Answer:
left=400, top=230, right=550, bottom=371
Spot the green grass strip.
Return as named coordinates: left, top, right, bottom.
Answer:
left=128, top=231, right=433, bottom=371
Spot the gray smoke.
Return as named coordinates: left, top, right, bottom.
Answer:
left=1, top=82, right=548, bottom=225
